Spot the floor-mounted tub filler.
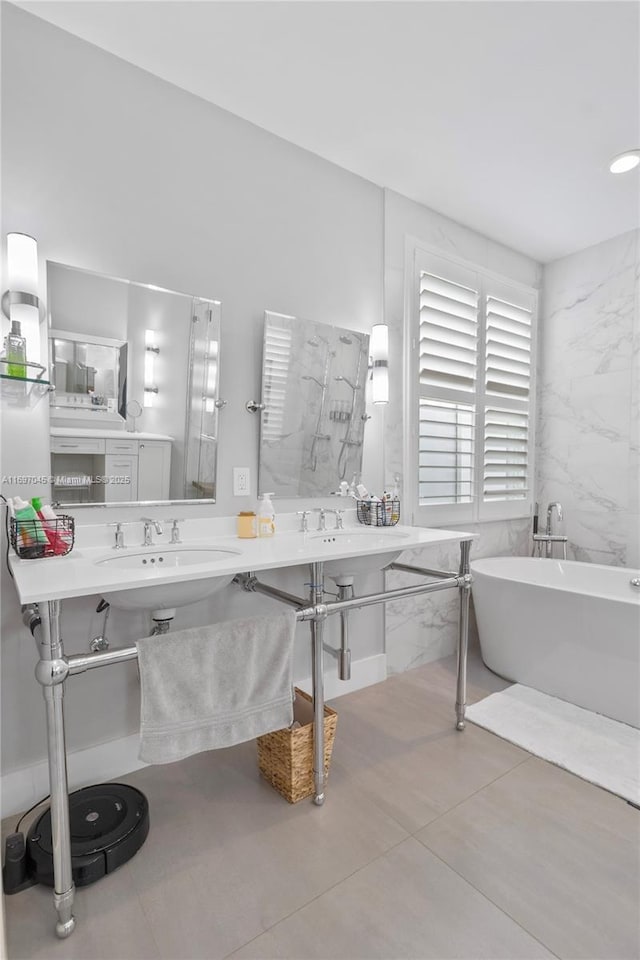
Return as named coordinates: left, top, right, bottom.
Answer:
left=471, top=556, right=640, bottom=729
left=7, top=515, right=474, bottom=939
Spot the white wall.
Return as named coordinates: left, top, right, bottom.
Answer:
left=48, top=265, right=129, bottom=340
left=0, top=4, right=384, bottom=785
left=382, top=189, right=541, bottom=671
left=537, top=229, right=640, bottom=567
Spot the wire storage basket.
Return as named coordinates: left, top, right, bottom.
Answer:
left=356, top=498, right=400, bottom=527
left=10, top=516, right=75, bottom=559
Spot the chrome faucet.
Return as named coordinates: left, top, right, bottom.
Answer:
left=532, top=501, right=567, bottom=559
left=297, top=510, right=311, bottom=533
left=312, top=507, right=326, bottom=532
left=324, top=508, right=344, bottom=530
left=168, top=519, right=184, bottom=544
left=546, top=502, right=563, bottom=535
left=108, top=522, right=126, bottom=550
left=141, top=517, right=163, bottom=546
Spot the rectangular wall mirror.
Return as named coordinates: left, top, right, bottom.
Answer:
left=46, top=261, right=222, bottom=507
left=259, top=311, right=370, bottom=497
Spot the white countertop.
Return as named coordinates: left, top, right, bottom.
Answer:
left=50, top=428, right=174, bottom=442
left=8, top=513, right=475, bottom=605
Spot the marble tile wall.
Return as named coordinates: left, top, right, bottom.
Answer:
left=536, top=229, right=639, bottom=568
left=385, top=518, right=530, bottom=674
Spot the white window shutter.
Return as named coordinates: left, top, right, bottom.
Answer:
left=419, top=273, right=478, bottom=395
left=419, top=399, right=475, bottom=504
left=483, top=407, right=529, bottom=501
left=417, top=262, right=479, bottom=510
left=485, top=296, right=532, bottom=401
left=480, top=289, right=536, bottom=516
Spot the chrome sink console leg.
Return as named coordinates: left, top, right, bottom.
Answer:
left=337, top=583, right=353, bottom=681
left=310, top=561, right=326, bottom=806
left=455, top=540, right=472, bottom=732
left=37, top=600, right=76, bottom=938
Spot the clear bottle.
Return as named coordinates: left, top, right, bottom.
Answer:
left=6, top=321, right=27, bottom=378
left=258, top=493, right=276, bottom=537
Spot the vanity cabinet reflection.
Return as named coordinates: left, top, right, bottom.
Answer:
left=50, top=431, right=171, bottom=504
left=46, top=262, right=222, bottom=506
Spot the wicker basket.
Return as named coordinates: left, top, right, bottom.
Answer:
left=257, top=688, right=338, bottom=803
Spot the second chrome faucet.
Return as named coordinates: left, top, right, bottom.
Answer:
left=532, top=501, right=567, bottom=559
left=141, top=517, right=163, bottom=546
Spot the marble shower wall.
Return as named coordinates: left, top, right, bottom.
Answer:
left=536, top=229, right=640, bottom=568
left=383, top=189, right=541, bottom=671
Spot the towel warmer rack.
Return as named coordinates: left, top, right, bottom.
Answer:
left=22, top=539, right=472, bottom=939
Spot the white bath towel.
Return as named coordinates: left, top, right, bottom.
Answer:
left=136, top=611, right=296, bottom=764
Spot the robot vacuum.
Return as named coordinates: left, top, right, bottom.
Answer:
left=26, top=783, right=149, bottom=887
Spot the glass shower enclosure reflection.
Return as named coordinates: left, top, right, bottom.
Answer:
left=259, top=311, right=370, bottom=497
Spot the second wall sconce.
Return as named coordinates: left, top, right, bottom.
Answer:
left=144, top=329, right=159, bottom=407
left=369, top=323, right=389, bottom=404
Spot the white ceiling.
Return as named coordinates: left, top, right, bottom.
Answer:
left=16, top=0, right=640, bottom=262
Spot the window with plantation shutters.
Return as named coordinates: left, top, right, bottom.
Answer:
left=411, top=246, right=537, bottom=524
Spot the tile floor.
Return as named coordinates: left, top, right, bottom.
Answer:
left=3, top=646, right=639, bottom=959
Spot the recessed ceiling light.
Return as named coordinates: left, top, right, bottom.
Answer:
left=609, top=150, right=640, bottom=174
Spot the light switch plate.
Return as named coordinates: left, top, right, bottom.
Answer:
left=233, top=466, right=251, bottom=496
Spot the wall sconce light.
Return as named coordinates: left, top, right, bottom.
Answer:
left=204, top=338, right=219, bottom=413
left=369, top=323, right=389, bottom=404
left=2, top=233, right=42, bottom=370
left=144, top=329, right=159, bottom=407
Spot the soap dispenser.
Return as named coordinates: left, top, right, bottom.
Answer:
left=258, top=493, right=276, bottom=538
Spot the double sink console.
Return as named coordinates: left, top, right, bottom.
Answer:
left=9, top=511, right=474, bottom=939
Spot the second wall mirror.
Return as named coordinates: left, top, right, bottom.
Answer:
left=258, top=311, right=370, bottom=497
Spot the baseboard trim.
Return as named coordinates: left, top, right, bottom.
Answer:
left=1, top=654, right=387, bottom=818
left=1, top=734, right=147, bottom=820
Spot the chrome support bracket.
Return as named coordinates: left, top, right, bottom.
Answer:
left=35, top=657, right=69, bottom=686
left=53, top=888, right=76, bottom=939
left=235, top=573, right=259, bottom=592
left=37, top=600, right=76, bottom=938
left=310, top=602, right=328, bottom=622
left=455, top=540, right=473, bottom=732
left=309, top=561, right=326, bottom=806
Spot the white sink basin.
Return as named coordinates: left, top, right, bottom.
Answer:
left=307, top=529, right=408, bottom=583
left=97, top=546, right=241, bottom=612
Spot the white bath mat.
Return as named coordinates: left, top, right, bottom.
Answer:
left=466, top=684, right=640, bottom=806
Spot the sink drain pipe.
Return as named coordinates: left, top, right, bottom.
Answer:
left=150, top=609, right=175, bottom=634
left=320, top=582, right=353, bottom=681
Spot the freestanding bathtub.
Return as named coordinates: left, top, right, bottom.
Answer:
left=471, top=557, right=640, bottom=728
